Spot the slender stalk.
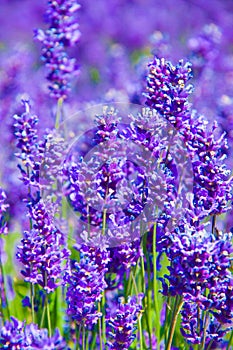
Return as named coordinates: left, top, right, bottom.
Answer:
left=76, top=324, right=81, bottom=350
left=30, top=282, right=35, bottom=323
left=40, top=302, right=46, bottom=328
left=44, top=272, right=51, bottom=337
left=143, top=232, right=153, bottom=349
left=101, top=291, right=106, bottom=346
left=46, top=293, right=52, bottom=337
left=98, top=302, right=103, bottom=350
left=102, top=208, right=107, bottom=235
left=90, top=326, right=97, bottom=350
left=138, top=315, right=144, bottom=350
left=164, top=298, right=170, bottom=345
left=131, top=271, right=139, bottom=296
left=140, top=255, right=146, bottom=295
left=211, top=215, right=216, bottom=235
left=0, top=254, right=10, bottom=320
left=82, top=324, right=86, bottom=350
left=165, top=296, right=183, bottom=350
left=200, top=313, right=209, bottom=350
left=85, top=330, right=89, bottom=350
left=152, top=222, right=160, bottom=349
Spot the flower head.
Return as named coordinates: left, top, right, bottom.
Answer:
left=34, top=0, right=81, bottom=99
left=0, top=316, right=69, bottom=349
left=107, top=294, right=143, bottom=349
left=65, top=245, right=109, bottom=326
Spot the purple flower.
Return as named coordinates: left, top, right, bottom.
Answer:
left=181, top=301, right=231, bottom=346
left=107, top=294, right=143, bottom=349
left=16, top=199, right=70, bottom=293
left=188, top=23, right=222, bottom=72
left=14, top=100, right=44, bottom=167
left=144, top=57, right=193, bottom=129
left=0, top=316, right=69, bottom=349
left=65, top=245, right=109, bottom=326
left=13, top=100, right=46, bottom=204
left=34, top=0, right=81, bottom=99
left=108, top=239, right=142, bottom=273
left=161, top=224, right=233, bottom=344
left=144, top=56, right=233, bottom=217
left=162, top=226, right=233, bottom=299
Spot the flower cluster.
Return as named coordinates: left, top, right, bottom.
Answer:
left=107, top=294, right=143, bottom=349
left=13, top=100, right=45, bottom=203
left=144, top=57, right=193, bottom=128
left=13, top=100, right=43, bottom=167
left=16, top=199, right=70, bottom=293
left=144, top=56, right=233, bottom=217
left=65, top=245, right=109, bottom=326
left=188, top=23, right=222, bottom=71
left=35, top=0, right=81, bottom=99
left=161, top=224, right=233, bottom=344
left=0, top=316, right=68, bottom=349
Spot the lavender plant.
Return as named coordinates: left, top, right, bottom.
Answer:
left=1, top=0, right=233, bottom=350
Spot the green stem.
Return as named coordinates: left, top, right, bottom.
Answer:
left=40, top=303, right=46, bottom=329
left=140, top=255, right=146, bottom=295
left=76, top=324, right=81, bottom=350
left=101, top=291, right=106, bottom=346
left=165, top=296, right=183, bottom=350
left=30, top=283, right=35, bottom=323
left=46, top=293, right=51, bottom=337
left=152, top=222, right=160, bottom=349
left=82, top=324, right=85, bottom=350
left=44, top=272, right=51, bottom=337
left=138, top=315, right=144, bottom=350
left=98, top=302, right=103, bottom=350
left=102, top=208, right=107, bottom=235
left=90, top=326, right=97, bottom=350
left=200, top=313, right=209, bottom=350
left=164, top=298, right=170, bottom=345
left=0, top=254, right=10, bottom=320
left=143, top=232, right=153, bottom=349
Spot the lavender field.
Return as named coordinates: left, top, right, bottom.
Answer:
left=1, top=0, right=233, bottom=349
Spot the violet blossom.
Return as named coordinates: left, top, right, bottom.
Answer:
left=34, top=0, right=81, bottom=99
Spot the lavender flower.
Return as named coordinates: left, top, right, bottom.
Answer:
left=16, top=199, right=70, bottom=293
left=144, top=57, right=193, bottom=129
left=188, top=23, right=222, bottom=72
left=107, top=294, right=143, bottom=349
left=14, top=100, right=42, bottom=166
left=181, top=301, right=231, bottom=346
left=0, top=316, right=69, bottom=349
left=144, top=56, right=233, bottom=217
left=13, top=100, right=45, bottom=203
left=65, top=245, right=109, bottom=326
left=108, top=239, right=142, bottom=272
left=162, top=226, right=233, bottom=299
left=161, top=224, right=233, bottom=344
left=35, top=0, right=81, bottom=99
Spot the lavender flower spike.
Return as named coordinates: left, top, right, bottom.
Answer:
left=35, top=0, right=81, bottom=99
left=107, top=294, right=143, bottom=349
left=0, top=316, right=69, bottom=349
left=65, top=245, right=109, bottom=326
